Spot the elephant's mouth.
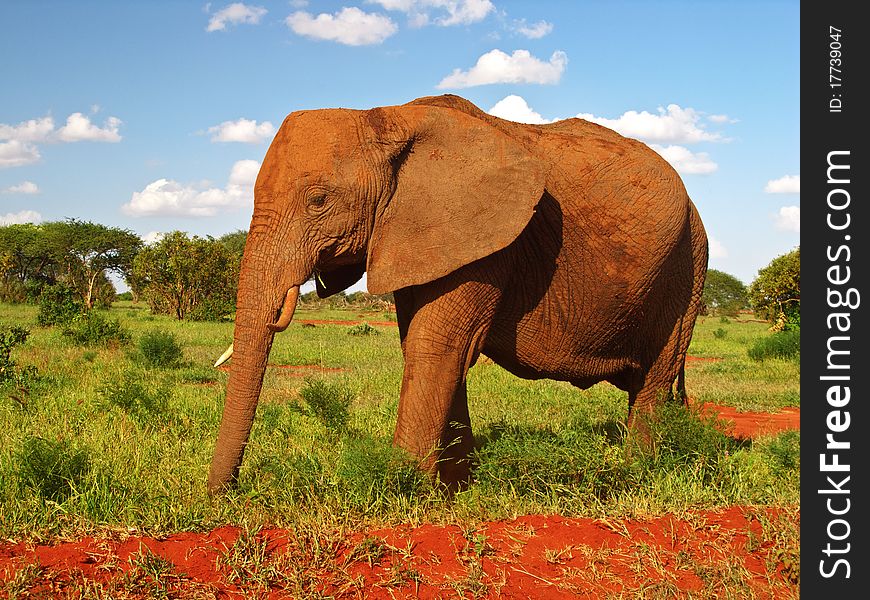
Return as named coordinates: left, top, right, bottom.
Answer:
left=315, top=262, right=366, bottom=298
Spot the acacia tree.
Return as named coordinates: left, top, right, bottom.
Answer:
left=132, top=231, right=239, bottom=320
left=749, top=247, right=800, bottom=327
left=0, top=223, right=55, bottom=301
left=41, top=219, right=142, bottom=309
left=701, top=269, right=748, bottom=316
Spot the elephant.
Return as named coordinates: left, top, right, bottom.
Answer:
left=207, top=94, right=708, bottom=493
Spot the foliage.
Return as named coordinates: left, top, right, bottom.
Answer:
left=62, top=311, right=131, bottom=347
left=0, top=220, right=140, bottom=309
left=335, top=436, right=426, bottom=509
left=299, top=378, right=353, bottom=432
left=132, top=231, right=239, bottom=320
left=99, top=372, right=172, bottom=429
left=749, top=248, right=800, bottom=327
left=0, top=224, right=53, bottom=302
left=300, top=290, right=395, bottom=312
left=641, top=403, right=741, bottom=474
left=39, top=219, right=141, bottom=309
left=218, top=229, right=248, bottom=259
left=15, top=437, right=91, bottom=503
left=187, top=295, right=235, bottom=322
left=748, top=330, right=800, bottom=362
left=0, top=326, right=38, bottom=388
left=36, top=283, right=84, bottom=327
left=137, top=328, right=184, bottom=368
left=0, top=301, right=799, bottom=545
left=702, top=269, right=747, bottom=316
left=347, top=323, right=379, bottom=336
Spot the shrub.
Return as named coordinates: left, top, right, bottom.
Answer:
left=62, top=311, right=131, bottom=347
left=16, top=437, right=91, bottom=503
left=299, top=378, right=353, bottom=432
left=748, top=330, right=800, bottom=362
left=138, top=328, right=184, bottom=368
left=115, top=291, right=134, bottom=301
left=641, top=403, right=741, bottom=477
left=336, top=436, right=425, bottom=509
left=347, top=323, right=379, bottom=336
left=187, top=296, right=235, bottom=322
left=761, top=430, right=800, bottom=473
left=713, top=328, right=727, bottom=339
left=99, top=372, right=171, bottom=429
left=0, top=326, right=38, bottom=389
left=36, top=284, right=83, bottom=327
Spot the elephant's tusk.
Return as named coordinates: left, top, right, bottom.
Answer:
left=266, top=285, right=300, bottom=332
left=214, top=344, right=234, bottom=368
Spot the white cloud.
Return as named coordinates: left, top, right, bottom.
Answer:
left=774, top=205, right=800, bottom=232
left=649, top=144, right=718, bottom=175
left=368, top=0, right=494, bottom=26
left=708, top=236, right=728, bottom=259
left=123, top=159, right=260, bottom=217
left=513, top=19, right=553, bottom=39
left=207, top=2, right=267, bottom=32
left=208, top=118, right=276, bottom=143
left=0, top=116, right=55, bottom=143
left=0, top=141, right=41, bottom=168
left=0, top=210, right=42, bottom=226
left=1, top=181, right=39, bottom=194
left=487, top=95, right=554, bottom=124
left=764, top=175, right=800, bottom=194
left=708, top=113, right=738, bottom=124
left=575, top=105, right=724, bottom=144
left=56, top=113, right=122, bottom=143
left=0, top=112, right=121, bottom=168
left=287, top=7, right=397, bottom=45
left=142, top=231, right=165, bottom=245
left=438, top=49, right=567, bottom=89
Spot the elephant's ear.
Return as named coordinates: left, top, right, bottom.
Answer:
left=366, top=107, right=546, bottom=294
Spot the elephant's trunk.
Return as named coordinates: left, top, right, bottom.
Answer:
left=207, top=282, right=301, bottom=494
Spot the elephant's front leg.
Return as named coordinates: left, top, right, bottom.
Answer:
left=392, top=279, right=501, bottom=488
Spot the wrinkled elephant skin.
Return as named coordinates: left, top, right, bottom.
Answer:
left=208, top=94, right=708, bottom=493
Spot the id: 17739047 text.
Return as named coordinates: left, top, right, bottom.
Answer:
left=829, top=26, right=843, bottom=113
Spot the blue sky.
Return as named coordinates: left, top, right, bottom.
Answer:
left=0, top=0, right=799, bottom=289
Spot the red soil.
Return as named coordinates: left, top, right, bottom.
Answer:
left=298, top=319, right=398, bottom=327
left=0, top=506, right=798, bottom=598
left=701, top=403, right=800, bottom=439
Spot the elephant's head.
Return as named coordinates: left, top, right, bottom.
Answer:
left=207, top=96, right=547, bottom=493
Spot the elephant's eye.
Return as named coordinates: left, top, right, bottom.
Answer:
left=308, top=194, right=327, bottom=209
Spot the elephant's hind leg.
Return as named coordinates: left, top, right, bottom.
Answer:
left=626, top=313, right=695, bottom=447
left=393, top=277, right=501, bottom=489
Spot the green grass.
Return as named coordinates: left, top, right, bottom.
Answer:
left=0, top=302, right=799, bottom=541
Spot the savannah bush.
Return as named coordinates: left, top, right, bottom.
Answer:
left=347, top=323, right=379, bottom=336
left=187, top=296, right=235, bottom=322
left=299, top=378, right=353, bottom=432
left=36, top=284, right=83, bottom=327
left=335, top=435, right=426, bottom=510
left=473, top=421, right=635, bottom=501
left=137, top=328, right=184, bottom=368
left=15, top=437, right=91, bottom=503
left=99, top=372, right=171, bottom=429
left=62, top=311, right=131, bottom=347
left=0, top=326, right=39, bottom=394
left=641, top=402, right=743, bottom=477
left=748, top=329, right=800, bottom=362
